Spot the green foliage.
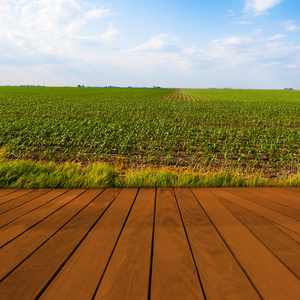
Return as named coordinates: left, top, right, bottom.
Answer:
left=0, top=159, right=119, bottom=188
left=0, top=159, right=299, bottom=188
left=0, top=86, right=300, bottom=176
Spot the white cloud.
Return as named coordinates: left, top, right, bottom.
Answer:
left=232, top=21, right=252, bottom=24
left=211, top=36, right=252, bottom=46
left=265, top=42, right=280, bottom=47
left=283, top=20, right=300, bottom=31
left=70, top=24, right=118, bottom=45
left=85, top=8, right=110, bottom=20
left=0, top=0, right=115, bottom=57
left=100, top=23, right=119, bottom=41
left=244, top=0, right=284, bottom=14
left=128, top=35, right=180, bottom=52
left=1, top=28, right=300, bottom=89
left=225, top=9, right=235, bottom=17
left=120, top=35, right=256, bottom=73
left=261, top=34, right=286, bottom=41
left=252, top=29, right=263, bottom=35
left=286, top=64, right=297, bottom=69
left=0, top=1, right=299, bottom=90
left=260, top=62, right=279, bottom=68
left=106, top=32, right=300, bottom=88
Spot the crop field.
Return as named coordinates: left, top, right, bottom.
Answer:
left=1, top=86, right=300, bottom=179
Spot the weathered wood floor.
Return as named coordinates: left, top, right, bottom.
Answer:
left=0, top=188, right=299, bottom=299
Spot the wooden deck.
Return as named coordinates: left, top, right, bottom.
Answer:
left=0, top=188, right=299, bottom=299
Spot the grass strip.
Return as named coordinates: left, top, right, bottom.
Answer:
left=1, top=159, right=299, bottom=188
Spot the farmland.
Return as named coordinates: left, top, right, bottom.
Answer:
left=1, top=86, right=300, bottom=185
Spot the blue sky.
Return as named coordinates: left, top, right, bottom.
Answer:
left=1, top=0, right=299, bottom=88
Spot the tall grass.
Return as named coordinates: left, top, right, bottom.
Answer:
left=1, top=157, right=299, bottom=188
left=0, top=159, right=119, bottom=188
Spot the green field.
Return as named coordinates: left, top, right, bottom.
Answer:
left=1, top=86, right=300, bottom=187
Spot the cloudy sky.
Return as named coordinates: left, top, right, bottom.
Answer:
left=1, top=0, right=299, bottom=88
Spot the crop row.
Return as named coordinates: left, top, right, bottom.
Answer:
left=0, top=87, right=300, bottom=175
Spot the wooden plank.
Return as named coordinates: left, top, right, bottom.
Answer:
left=0, top=189, right=50, bottom=215
left=0, top=189, right=119, bottom=300
left=151, top=188, right=204, bottom=300
left=192, top=188, right=300, bottom=300
left=0, top=189, right=35, bottom=205
left=223, top=188, right=300, bottom=221
left=252, top=187, right=300, bottom=210
left=0, top=189, right=99, bottom=281
left=249, top=187, right=300, bottom=210
left=94, top=188, right=155, bottom=299
left=211, top=189, right=300, bottom=234
left=272, top=223, right=300, bottom=244
left=276, top=188, right=300, bottom=202
left=0, top=189, right=86, bottom=247
left=175, top=188, right=259, bottom=300
left=219, top=196, right=300, bottom=279
left=0, top=189, right=68, bottom=228
left=40, top=188, right=138, bottom=300
left=0, top=189, right=18, bottom=197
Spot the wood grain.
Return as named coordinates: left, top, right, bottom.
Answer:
left=0, top=189, right=85, bottom=247
left=193, top=188, right=300, bottom=300
left=0, top=189, right=51, bottom=215
left=0, top=188, right=299, bottom=300
left=0, top=189, right=117, bottom=300
left=272, top=223, right=300, bottom=244
left=247, top=187, right=300, bottom=210
left=0, top=189, right=87, bottom=279
left=151, top=188, right=204, bottom=300
left=219, top=196, right=300, bottom=279
left=95, top=188, right=155, bottom=300
left=0, top=189, right=68, bottom=228
left=224, top=187, right=300, bottom=221
left=0, top=189, right=35, bottom=205
left=175, top=188, right=259, bottom=300
left=40, top=188, right=138, bottom=300
left=271, top=188, right=300, bottom=203
left=212, top=188, right=300, bottom=234
left=0, top=189, right=18, bottom=197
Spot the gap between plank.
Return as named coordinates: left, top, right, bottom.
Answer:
left=190, top=189, right=263, bottom=299
left=174, top=188, right=207, bottom=300
left=91, top=188, right=140, bottom=300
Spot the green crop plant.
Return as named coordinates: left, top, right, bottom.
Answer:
left=0, top=86, right=300, bottom=186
